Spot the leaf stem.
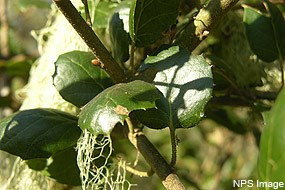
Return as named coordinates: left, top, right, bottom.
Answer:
left=170, top=127, right=177, bottom=166
left=125, top=117, right=134, bottom=134
left=52, top=0, right=127, bottom=83
left=130, top=42, right=136, bottom=74
left=169, top=104, right=177, bottom=167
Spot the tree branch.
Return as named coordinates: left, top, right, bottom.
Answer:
left=177, top=0, right=239, bottom=52
left=128, top=129, right=186, bottom=190
left=52, top=0, right=127, bottom=83
left=53, top=0, right=186, bottom=188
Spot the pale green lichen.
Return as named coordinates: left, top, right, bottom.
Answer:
left=19, top=3, right=87, bottom=115
left=76, top=130, right=133, bottom=190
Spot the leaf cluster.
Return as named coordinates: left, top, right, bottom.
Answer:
left=0, top=0, right=285, bottom=189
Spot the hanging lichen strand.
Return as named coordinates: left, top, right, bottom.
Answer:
left=76, top=129, right=134, bottom=190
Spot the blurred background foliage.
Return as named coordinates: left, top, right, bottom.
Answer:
left=0, top=0, right=285, bottom=189
left=0, top=0, right=51, bottom=118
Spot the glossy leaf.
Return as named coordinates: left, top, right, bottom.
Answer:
left=147, top=46, right=213, bottom=128
left=243, top=1, right=285, bottom=62
left=0, top=109, right=81, bottom=160
left=109, top=8, right=130, bottom=63
left=143, top=45, right=180, bottom=69
left=78, top=80, right=161, bottom=135
left=131, top=93, right=170, bottom=129
left=53, top=51, right=113, bottom=107
left=129, top=0, right=180, bottom=47
left=258, top=89, right=285, bottom=185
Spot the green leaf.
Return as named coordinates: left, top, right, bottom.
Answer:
left=143, top=45, right=180, bottom=69
left=0, top=109, right=81, bottom=160
left=78, top=80, right=161, bottom=135
left=26, top=147, right=81, bottom=186
left=145, top=45, right=180, bottom=65
left=258, top=89, right=285, bottom=185
left=243, top=2, right=285, bottom=62
left=46, top=147, right=81, bottom=185
left=26, top=158, right=47, bottom=171
left=129, top=0, right=180, bottom=47
left=53, top=51, right=113, bottom=108
left=131, top=92, right=170, bottom=129
left=147, top=46, right=213, bottom=128
left=264, top=0, right=285, bottom=57
left=109, top=9, right=130, bottom=63
left=93, top=1, right=118, bottom=28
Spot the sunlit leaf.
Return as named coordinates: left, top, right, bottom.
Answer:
left=53, top=51, right=113, bottom=107
left=259, top=89, right=285, bottom=186
left=78, top=80, right=161, bottom=135
left=144, top=46, right=213, bottom=128
left=0, top=109, right=80, bottom=160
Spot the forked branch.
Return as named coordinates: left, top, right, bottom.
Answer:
left=128, top=129, right=186, bottom=190
left=177, top=0, right=239, bottom=52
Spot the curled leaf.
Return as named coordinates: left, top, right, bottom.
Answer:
left=78, top=80, right=161, bottom=135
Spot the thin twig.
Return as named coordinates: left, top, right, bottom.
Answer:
left=118, top=161, right=151, bottom=177
left=81, top=0, right=92, bottom=26
left=52, top=0, right=127, bottom=83
left=133, top=150, right=140, bottom=167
